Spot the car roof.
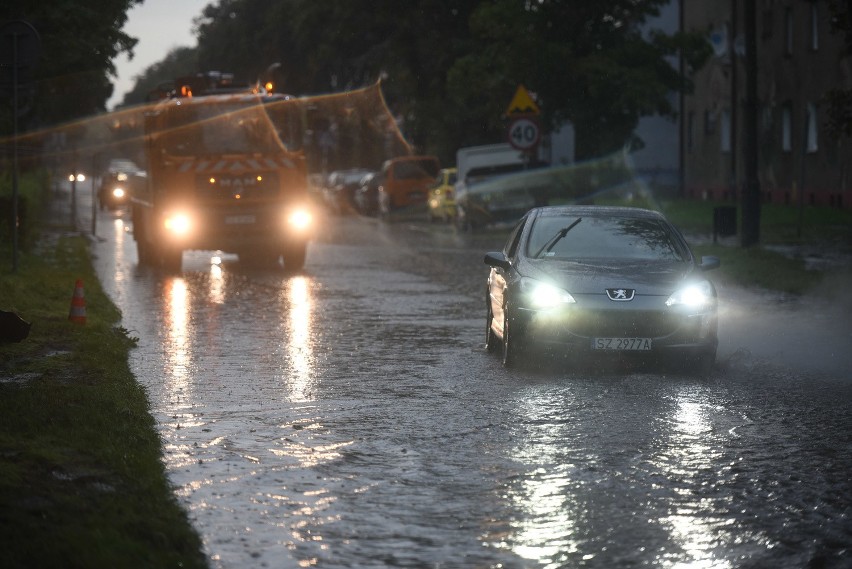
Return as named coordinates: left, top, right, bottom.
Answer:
left=107, top=159, right=140, bottom=171
left=529, top=205, right=667, bottom=221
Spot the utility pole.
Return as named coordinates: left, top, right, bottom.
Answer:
left=741, top=0, right=761, bottom=247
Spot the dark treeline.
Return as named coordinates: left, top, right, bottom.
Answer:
left=5, top=0, right=716, bottom=163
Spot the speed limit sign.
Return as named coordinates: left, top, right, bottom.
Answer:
left=508, top=117, right=541, bottom=150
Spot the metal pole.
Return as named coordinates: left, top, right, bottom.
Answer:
left=91, top=153, right=97, bottom=236
left=12, top=31, right=19, bottom=272
left=741, top=0, right=761, bottom=246
left=730, top=0, right=738, bottom=202
left=71, top=150, right=77, bottom=230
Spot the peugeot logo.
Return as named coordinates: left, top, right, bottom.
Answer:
left=606, top=288, right=635, bottom=301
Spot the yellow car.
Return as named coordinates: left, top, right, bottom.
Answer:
left=427, top=167, right=458, bottom=222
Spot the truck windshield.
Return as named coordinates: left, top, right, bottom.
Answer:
left=156, top=102, right=283, bottom=156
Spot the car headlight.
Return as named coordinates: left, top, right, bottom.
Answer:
left=163, top=212, right=192, bottom=236
left=518, top=277, right=576, bottom=309
left=112, top=187, right=126, bottom=199
left=287, top=208, right=312, bottom=231
left=666, top=281, right=715, bottom=310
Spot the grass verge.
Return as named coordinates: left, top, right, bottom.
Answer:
left=0, top=226, right=207, bottom=567
left=592, top=194, right=852, bottom=295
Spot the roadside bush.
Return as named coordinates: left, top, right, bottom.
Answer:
left=0, top=167, right=50, bottom=250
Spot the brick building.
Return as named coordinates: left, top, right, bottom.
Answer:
left=682, top=0, right=852, bottom=209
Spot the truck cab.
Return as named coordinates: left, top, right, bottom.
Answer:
left=132, top=90, right=313, bottom=271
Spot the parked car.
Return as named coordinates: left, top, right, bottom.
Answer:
left=98, top=158, right=142, bottom=210
left=426, top=167, right=457, bottom=222
left=377, top=155, right=440, bottom=213
left=484, top=205, right=720, bottom=371
left=354, top=171, right=383, bottom=216
left=324, top=168, right=373, bottom=214
left=455, top=160, right=548, bottom=230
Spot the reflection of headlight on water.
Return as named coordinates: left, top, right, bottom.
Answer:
left=287, top=208, right=312, bottom=231
left=164, top=212, right=192, bottom=236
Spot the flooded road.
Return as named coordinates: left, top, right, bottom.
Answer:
left=83, top=196, right=852, bottom=568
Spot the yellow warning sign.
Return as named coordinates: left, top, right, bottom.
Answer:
left=506, top=84, right=540, bottom=116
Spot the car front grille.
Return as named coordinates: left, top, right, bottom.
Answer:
left=566, top=309, right=680, bottom=338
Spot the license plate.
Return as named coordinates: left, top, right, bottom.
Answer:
left=592, top=338, right=652, bottom=351
left=225, top=214, right=256, bottom=224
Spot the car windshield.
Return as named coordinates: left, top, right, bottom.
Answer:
left=526, top=214, right=688, bottom=262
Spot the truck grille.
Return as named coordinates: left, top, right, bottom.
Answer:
left=196, top=172, right=279, bottom=200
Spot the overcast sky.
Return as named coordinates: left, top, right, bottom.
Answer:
left=108, top=0, right=209, bottom=109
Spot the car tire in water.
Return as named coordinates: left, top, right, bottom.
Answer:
left=502, top=306, right=520, bottom=367
left=691, top=349, right=716, bottom=377
left=485, top=300, right=500, bottom=353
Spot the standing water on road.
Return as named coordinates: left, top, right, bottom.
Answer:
left=89, top=207, right=852, bottom=568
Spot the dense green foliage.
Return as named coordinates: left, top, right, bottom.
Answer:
left=115, top=0, right=710, bottom=163
left=1, top=0, right=142, bottom=132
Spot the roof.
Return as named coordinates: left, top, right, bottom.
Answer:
left=530, top=205, right=666, bottom=220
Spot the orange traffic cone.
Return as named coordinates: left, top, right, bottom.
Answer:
left=68, top=279, right=87, bottom=324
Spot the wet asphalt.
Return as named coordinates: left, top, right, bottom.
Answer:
left=81, top=195, right=852, bottom=569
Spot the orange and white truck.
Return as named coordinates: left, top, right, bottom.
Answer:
left=132, top=86, right=313, bottom=271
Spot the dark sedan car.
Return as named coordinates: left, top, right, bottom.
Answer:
left=98, top=158, right=142, bottom=210
left=484, top=206, right=720, bottom=371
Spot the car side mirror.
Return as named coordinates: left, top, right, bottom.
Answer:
left=699, top=255, right=720, bottom=271
left=484, top=252, right=511, bottom=271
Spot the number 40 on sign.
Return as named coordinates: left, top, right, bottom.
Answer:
left=508, top=117, right=541, bottom=151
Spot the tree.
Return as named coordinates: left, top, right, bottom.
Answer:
left=448, top=0, right=710, bottom=160
left=1, top=0, right=142, bottom=132
left=119, top=46, right=199, bottom=107
left=130, top=0, right=710, bottom=163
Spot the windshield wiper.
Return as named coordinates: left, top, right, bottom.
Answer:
left=533, top=218, right=582, bottom=258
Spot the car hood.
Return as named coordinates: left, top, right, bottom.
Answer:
left=518, top=257, right=699, bottom=296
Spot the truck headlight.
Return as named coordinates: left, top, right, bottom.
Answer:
left=164, top=212, right=192, bottom=236
left=287, top=208, right=312, bottom=231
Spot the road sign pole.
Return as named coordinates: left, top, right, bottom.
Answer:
left=1, top=20, right=40, bottom=273
left=12, top=30, right=19, bottom=272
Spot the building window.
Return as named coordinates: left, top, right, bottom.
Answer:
left=721, top=109, right=732, bottom=153
left=782, top=104, right=792, bottom=153
left=806, top=103, right=818, bottom=153
left=785, top=8, right=794, bottom=55
left=762, top=8, right=774, bottom=41
left=704, top=110, right=717, bottom=135
left=811, top=3, right=819, bottom=51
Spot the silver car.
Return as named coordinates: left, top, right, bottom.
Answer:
left=484, top=205, right=720, bottom=371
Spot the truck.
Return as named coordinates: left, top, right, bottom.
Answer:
left=453, top=143, right=548, bottom=229
left=132, top=83, right=313, bottom=271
